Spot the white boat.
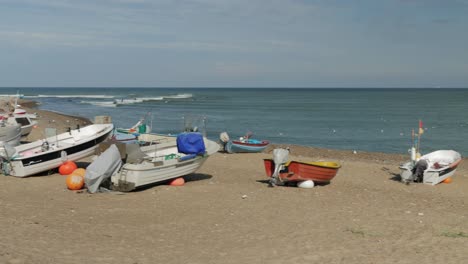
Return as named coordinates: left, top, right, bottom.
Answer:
left=14, top=109, right=37, bottom=119
left=0, top=117, right=22, bottom=146
left=0, top=123, right=114, bottom=177
left=111, top=133, right=219, bottom=192
left=116, top=113, right=152, bottom=135
left=400, top=150, right=462, bottom=185
left=13, top=115, right=38, bottom=137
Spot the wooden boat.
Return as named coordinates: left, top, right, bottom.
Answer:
left=263, top=159, right=341, bottom=184
left=225, top=139, right=269, bottom=153
left=220, top=131, right=269, bottom=153
left=0, top=123, right=113, bottom=177
left=111, top=133, right=219, bottom=192
left=400, top=150, right=462, bottom=185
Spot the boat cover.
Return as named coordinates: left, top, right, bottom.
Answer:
left=0, top=141, right=17, bottom=159
left=177, top=132, right=206, bottom=155
left=85, top=144, right=122, bottom=193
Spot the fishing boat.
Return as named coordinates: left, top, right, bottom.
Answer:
left=264, top=159, right=341, bottom=184
left=0, top=123, right=113, bottom=177
left=14, top=115, right=38, bottom=137
left=225, top=139, right=269, bottom=153
left=110, top=132, right=219, bottom=192
left=220, top=132, right=269, bottom=153
left=116, top=113, right=152, bottom=135
left=399, top=150, right=462, bottom=185
left=0, top=112, right=38, bottom=138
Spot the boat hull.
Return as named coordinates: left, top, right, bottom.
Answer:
left=264, top=159, right=341, bottom=183
left=399, top=150, right=462, bottom=185
left=112, top=155, right=208, bottom=192
left=6, top=124, right=113, bottom=177
left=111, top=137, right=219, bottom=191
left=226, top=140, right=269, bottom=153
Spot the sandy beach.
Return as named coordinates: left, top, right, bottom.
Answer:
left=1, top=102, right=467, bottom=264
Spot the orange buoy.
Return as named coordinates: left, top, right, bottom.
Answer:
left=169, top=177, right=185, bottom=186
left=443, top=177, right=452, bottom=184
left=59, top=161, right=78, bottom=175
left=66, top=174, right=84, bottom=190
left=72, top=168, right=86, bottom=178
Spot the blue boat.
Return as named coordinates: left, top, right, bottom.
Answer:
left=225, top=138, right=270, bottom=153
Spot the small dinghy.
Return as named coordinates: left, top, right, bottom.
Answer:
left=220, top=132, right=269, bottom=153
left=400, top=150, right=462, bottom=185
left=264, top=148, right=341, bottom=187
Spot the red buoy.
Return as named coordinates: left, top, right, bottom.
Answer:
left=59, top=161, right=78, bottom=175
left=169, top=177, right=185, bottom=186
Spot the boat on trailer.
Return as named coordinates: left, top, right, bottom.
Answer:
left=110, top=133, right=219, bottom=192
left=399, top=150, right=462, bottom=185
left=0, top=123, right=113, bottom=177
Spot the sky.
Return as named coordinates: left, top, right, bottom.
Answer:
left=0, top=0, right=467, bottom=88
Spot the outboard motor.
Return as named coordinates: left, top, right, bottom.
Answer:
left=269, top=148, right=290, bottom=187
left=413, top=159, right=428, bottom=183
left=41, top=141, right=50, bottom=152
left=400, top=159, right=428, bottom=184
left=399, top=161, right=415, bottom=184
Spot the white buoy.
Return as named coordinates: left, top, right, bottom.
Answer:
left=297, top=180, right=314, bottom=189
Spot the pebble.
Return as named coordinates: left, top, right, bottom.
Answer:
left=241, top=195, right=248, bottom=199
left=418, top=212, right=424, bottom=216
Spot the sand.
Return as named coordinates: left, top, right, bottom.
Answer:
left=0, top=102, right=467, bottom=264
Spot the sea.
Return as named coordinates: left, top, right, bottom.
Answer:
left=1, top=88, right=467, bottom=156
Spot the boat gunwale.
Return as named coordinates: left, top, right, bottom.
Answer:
left=230, top=140, right=269, bottom=147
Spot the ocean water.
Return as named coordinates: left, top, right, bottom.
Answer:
left=2, top=88, right=468, bottom=156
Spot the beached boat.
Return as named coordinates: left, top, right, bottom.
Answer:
left=110, top=133, right=219, bottom=192
left=14, top=109, right=37, bottom=119
left=116, top=118, right=151, bottom=135
left=14, top=115, right=38, bottom=137
left=225, top=139, right=270, bottom=153
left=0, top=123, right=113, bottom=177
left=0, top=117, right=22, bottom=147
left=114, top=113, right=152, bottom=143
left=264, top=159, right=341, bottom=184
left=220, top=132, right=269, bottom=153
left=399, top=150, right=462, bottom=185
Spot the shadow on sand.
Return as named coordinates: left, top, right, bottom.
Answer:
left=256, top=179, right=331, bottom=187
left=133, top=173, right=213, bottom=192
left=381, top=166, right=402, bottom=182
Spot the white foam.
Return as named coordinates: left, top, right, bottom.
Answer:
left=113, top=97, right=164, bottom=105
left=26, top=94, right=115, bottom=99
left=80, top=100, right=117, bottom=107
left=163, top=93, right=193, bottom=99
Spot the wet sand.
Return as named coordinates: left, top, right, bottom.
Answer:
left=0, top=102, right=467, bottom=264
